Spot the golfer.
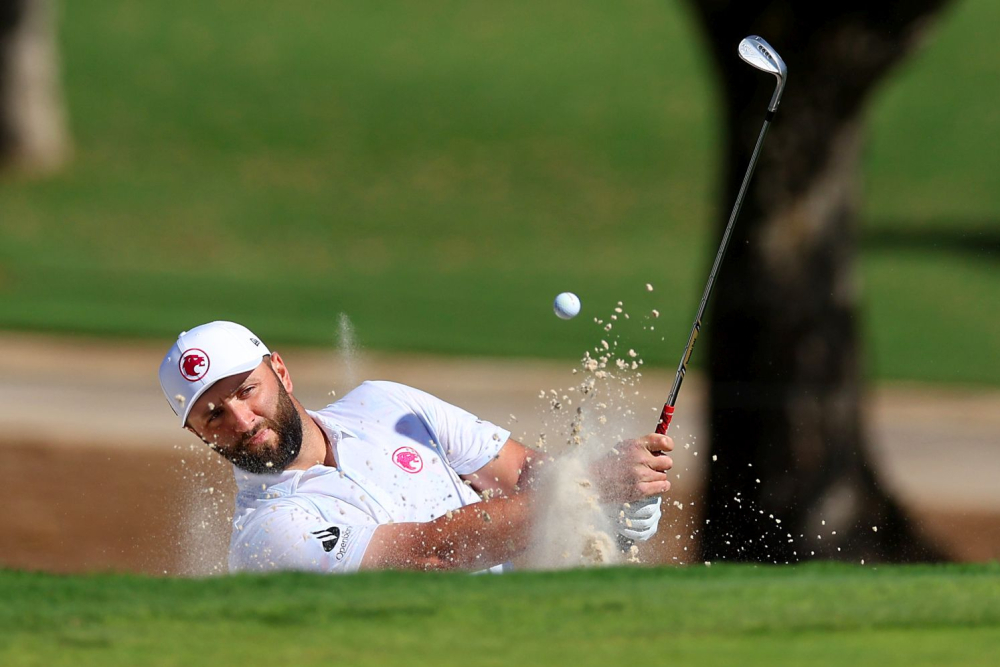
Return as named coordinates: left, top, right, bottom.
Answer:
left=159, top=321, right=672, bottom=573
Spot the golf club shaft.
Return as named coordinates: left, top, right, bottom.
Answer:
left=617, top=37, right=785, bottom=555
left=616, top=116, right=774, bottom=555
left=655, top=115, right=773, bottom=436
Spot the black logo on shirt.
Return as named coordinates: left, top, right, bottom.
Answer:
left=312, top=526, right=341, bottom=552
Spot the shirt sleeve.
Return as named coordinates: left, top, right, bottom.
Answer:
left=369, top=381, right=511, bottom=475
left=229, top=500, right=377, bottom=575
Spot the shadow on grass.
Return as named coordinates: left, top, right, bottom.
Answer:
left=863, top=221, right=1000, bottom=261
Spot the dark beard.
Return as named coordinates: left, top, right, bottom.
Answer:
left=225, top=380, right=303, bottom=474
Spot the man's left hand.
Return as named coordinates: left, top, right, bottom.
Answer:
left=616, top=496, right=662, bottom=542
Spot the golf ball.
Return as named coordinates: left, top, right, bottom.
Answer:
left=553, top=292, right=581, bottom=320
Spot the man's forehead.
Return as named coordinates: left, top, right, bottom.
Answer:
left=192, top=362, right=268, bottom=413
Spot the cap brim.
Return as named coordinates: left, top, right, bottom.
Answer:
left=180, top=355, right=268, bottom=426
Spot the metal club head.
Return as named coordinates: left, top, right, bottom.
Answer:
left=738, top=35, right=787, bottom=113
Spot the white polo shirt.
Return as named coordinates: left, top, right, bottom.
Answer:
left=228, top=381, right=511, bottom=574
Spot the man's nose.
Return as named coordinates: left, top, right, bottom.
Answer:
left=229, top=401, right=257, bottom=433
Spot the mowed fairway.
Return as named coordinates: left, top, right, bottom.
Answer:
left=0, top=0, right=998, bottom=383
left=2, top=564, right=998, bottom=667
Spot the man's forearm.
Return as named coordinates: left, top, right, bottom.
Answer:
left=361, top=433, right=673, bottom=571
left=361, top=489, right=536, bottom=571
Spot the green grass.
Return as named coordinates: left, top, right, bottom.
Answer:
left=0, top=0, right=997, bottom=384
left=1, top=564, right=998, bottom=666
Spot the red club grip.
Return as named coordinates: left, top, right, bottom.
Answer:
left=655, top=404, right=675, bottom=435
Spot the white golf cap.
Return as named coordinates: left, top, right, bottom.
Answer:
left=159, top=321, right=271, bottom=426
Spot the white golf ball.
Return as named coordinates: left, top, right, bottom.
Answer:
left=553, top=292, right=581, bottom=320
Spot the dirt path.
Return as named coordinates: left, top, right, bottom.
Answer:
left=3, top=332, right=999, bottom=573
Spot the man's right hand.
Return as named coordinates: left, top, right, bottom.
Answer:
left=594, top=433, right=673, bottom=504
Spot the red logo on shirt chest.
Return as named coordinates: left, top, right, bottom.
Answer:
left=392, top=446, right=423, bottom=473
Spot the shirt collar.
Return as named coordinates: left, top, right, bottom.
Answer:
left=307, top=408, right=359, bottom=442
left=233, top=408, right=355, bottom=493
left=233, top=466, right=298, bottom=494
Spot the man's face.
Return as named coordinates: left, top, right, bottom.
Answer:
left=187, top=359, right=303, bottom=474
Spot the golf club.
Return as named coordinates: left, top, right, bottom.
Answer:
left=619, top=36, right=786, bottom=554
left=653, top=35, right=787, bottom=437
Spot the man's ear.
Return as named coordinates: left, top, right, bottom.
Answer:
left=269, top=351, right=294, bottom=394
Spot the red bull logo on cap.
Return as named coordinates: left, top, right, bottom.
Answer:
left=179, top=349, right=210, bottom=382
left=392, top=446, right=423, bottom=474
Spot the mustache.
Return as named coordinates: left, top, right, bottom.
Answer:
left=239, top=422, right=273, bottom=448
left=228, top=418, right=301, bottom=473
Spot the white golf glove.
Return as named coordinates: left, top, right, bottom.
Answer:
left=616, top=496, right=662, bottom=542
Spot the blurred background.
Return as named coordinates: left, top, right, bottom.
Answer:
left=1, top=0, right=997, bottom=574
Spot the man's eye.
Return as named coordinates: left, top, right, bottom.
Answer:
left=240, top=386, right=255, bottom=398
left=207, top=411, right=221, bottom=424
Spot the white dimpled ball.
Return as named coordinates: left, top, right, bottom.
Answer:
left=553, top=292, right=581, bottom=320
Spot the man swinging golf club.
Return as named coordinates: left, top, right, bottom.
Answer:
left=159, top=321, right=672, bottom=574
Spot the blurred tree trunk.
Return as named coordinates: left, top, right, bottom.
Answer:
left=0, top=0, right=69, bottom=173
left=687, top=1, right=952, bottom=562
